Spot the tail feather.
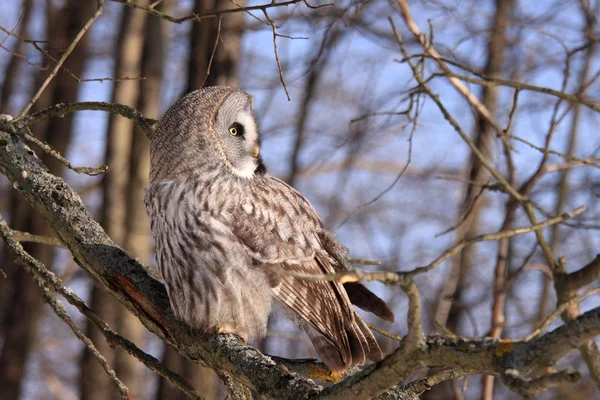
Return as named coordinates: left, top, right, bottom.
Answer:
left=353, top=311, right=383, bottom=362
left=344, top=282, right=395, bottom=323
left=303, top=324, right=348, bottom=371
left=303, top=311, right=383, bottom=371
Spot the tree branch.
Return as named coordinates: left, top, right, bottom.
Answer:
left=108, top=0, right=333, bottom=24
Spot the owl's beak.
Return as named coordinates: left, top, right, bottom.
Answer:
left=252, top=145, right=260, bottom=158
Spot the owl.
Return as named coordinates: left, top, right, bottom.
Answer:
left=145, top=86, right=394, bottom=371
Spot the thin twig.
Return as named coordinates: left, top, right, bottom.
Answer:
left=395, top=0, right=512, bottom=144
left=36, top=281, right=132, bottom=399
left=0, top=219, right=131, bottom=398
left=509, top=134, right=600, bottom=170
left=263, top=9, right=291, bottom=101
left=30, top=40, right=145, bottom=84
left=16, top=0, right=105, bottom=118
left=389, top=18, right=523, bottom=202
left=367, top=323, right=403, bottom=342
left=432, top=71, right=600, bottom=114
left=6, top=101, right=158, bottom=136
left=109, top=0, right=333, bottom=23
left=291, top=205, right=585, bottom=283
left=345, top=258, right=382, bottom=266
left=22, top=127, right=108, bottom=175
left=10, top=230, right=65, bottom=248
left=199, top=16, right=222, bottom=88
left=526, top=287, right=600, bottom=341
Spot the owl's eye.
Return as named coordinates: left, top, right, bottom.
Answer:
left=229, top=122, right=245, bottom=137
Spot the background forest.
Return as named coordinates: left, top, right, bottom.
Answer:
left=1, top=0, right=600, bottom=399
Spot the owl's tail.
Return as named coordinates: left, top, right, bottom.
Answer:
left=303, top=310, right=383, bottom=371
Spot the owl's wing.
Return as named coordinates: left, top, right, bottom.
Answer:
left=226, top=176, right=389, bottom=369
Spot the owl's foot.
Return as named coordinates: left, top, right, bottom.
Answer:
left=211, top=324, right=247, bottom=343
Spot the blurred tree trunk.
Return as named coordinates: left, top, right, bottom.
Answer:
left=0, top=1, right=93, bottom=398
left=0, top=0, right=33, bottom=325
left=429, top=0, right=513, bottom=398
left=434, top=0, right=514, bottom=333
left=0, top=0, right=33, bottom=115
left=80, top=3, right=150, bottom=399
left=186, top=0, right=245, bottom=92
left=156, top=2, right=245, bottom=399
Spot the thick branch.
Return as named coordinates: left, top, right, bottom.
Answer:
left=557, top=254, right=600, bottom=293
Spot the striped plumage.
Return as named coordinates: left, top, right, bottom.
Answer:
left=145, top=87, right=394, bottom=370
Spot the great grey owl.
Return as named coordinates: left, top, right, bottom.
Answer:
left=145, top=86, right=394, bottom=370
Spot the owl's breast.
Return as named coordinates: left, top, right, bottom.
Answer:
left=145, top=179, right=272, bottom=339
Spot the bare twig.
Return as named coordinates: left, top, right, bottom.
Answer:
left=16, top=0, right=105, bottom=118
left=109, top=0, right=333, bottom=23
left=30, top=41, right=145, bottom=84
left=509, top=134, right=600, bottom=170
left=263, top=9, right=291, bottom=101
left=20, top=126, right=108, bottom=175
left=433, top=71, right=600, bottom=114
left=10, top=230, right=65, bottom=248
left=199, top=16, right=222, bottom=88
left=36, top=282, right=132, bottom=399
left=293, top=205, right=584, bottom=283
left=389, top=18, right=523, bottom=202
left=526, top=287, right=600, bottom=341
left=345, top=258, right=382, bottom=266
left=0, top=219, right=131, bottom=398
left=395, top=0, right=510, bottom=142
left=5, top=101, right=158, bottom=136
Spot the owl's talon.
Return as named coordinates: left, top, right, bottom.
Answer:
left=211, top=324, right=247, bottom=343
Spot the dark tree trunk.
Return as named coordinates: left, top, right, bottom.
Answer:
left=185, top=0, right=245, bottom=93
left=0, top=1, right=93, bottom=398
left=0, top=0, right=33, bottom=116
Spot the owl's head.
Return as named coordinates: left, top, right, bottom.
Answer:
left=150, top=86, right=265, bottom=183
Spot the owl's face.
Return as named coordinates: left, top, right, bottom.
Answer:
left=149, top=87, right=266, bottom=183
left=212, top=91, right=263, bottom=178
